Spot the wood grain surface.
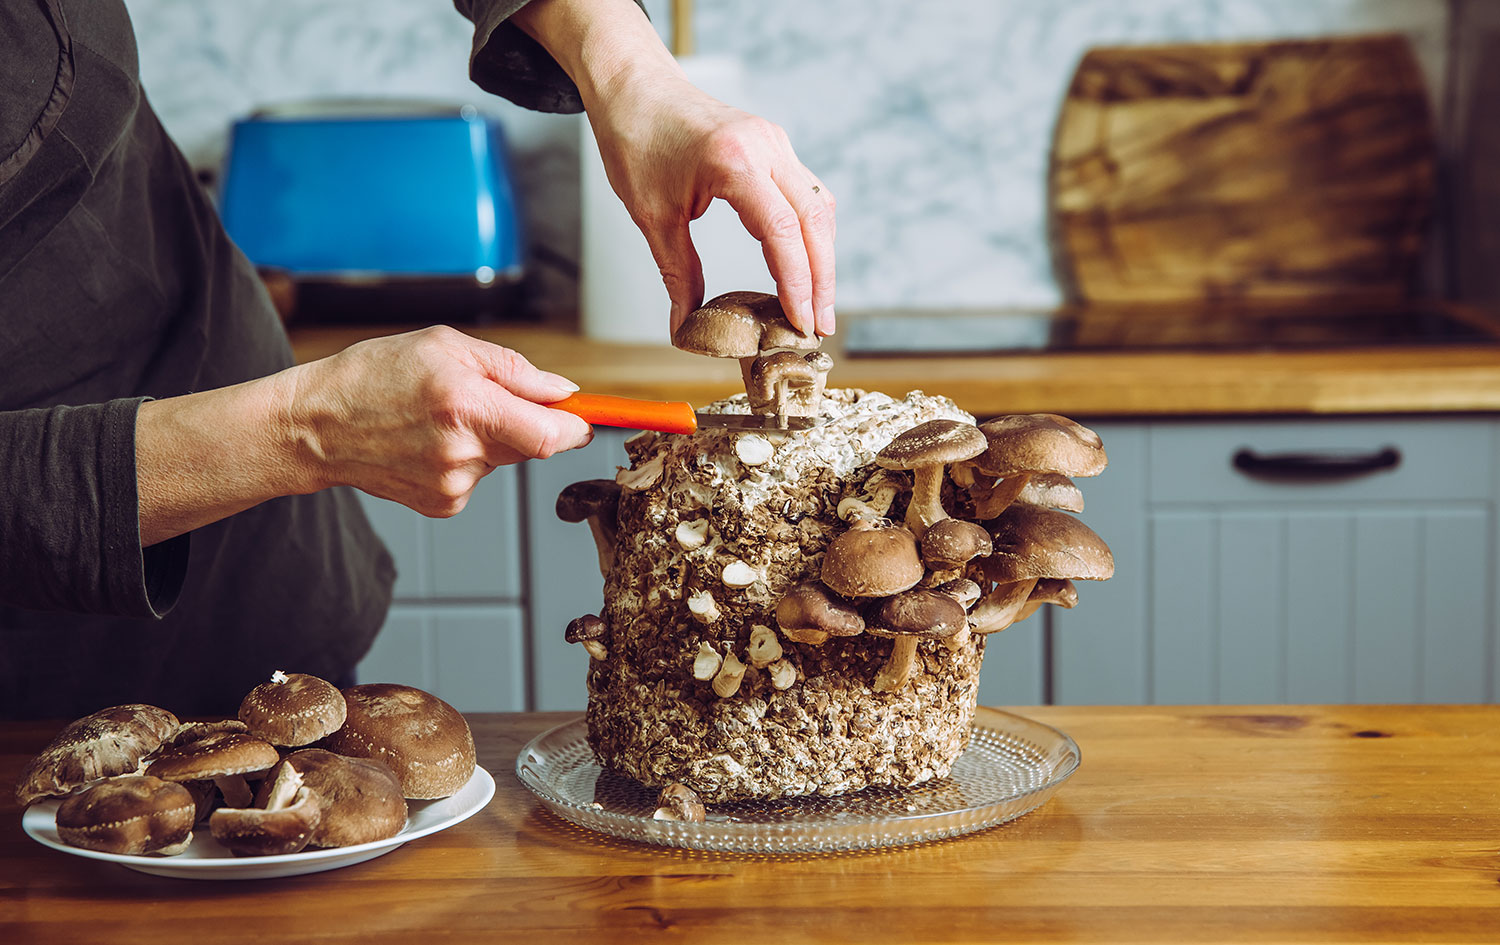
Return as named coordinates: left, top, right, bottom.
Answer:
left=4, top=706, right=1500, bottom=944
left=286, top=320, right=1500, bottom=419
left=1050, top=36, right=1436, bottom=304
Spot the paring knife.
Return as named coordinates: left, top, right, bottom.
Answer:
left=552, top=393, right=820, bottom=435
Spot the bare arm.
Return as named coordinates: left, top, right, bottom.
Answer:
left=135, top=326, right=590, bottom=547
left=510, top=0, right=837, bottom=337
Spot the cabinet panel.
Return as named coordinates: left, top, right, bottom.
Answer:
left=1420, top=509, right=1490, bottom=702
left=978, top=619, right=1043, bottom=707
left=1352, top=512, right=1423, bottom=702
left=357, top=605, right=526, bottom=712
left=1217, top=514, right=1286, bottom=703
left=1286, top=513, right=1355, bottom=702
left=1150, top=419, right=1494, bottom=505
left=357, top=468, right=522, bottom=601
left=1149, top=515, right=1216, bottom=703
left=523, top=430, right=631, bottom=712
left=1052, top=423, right=1151, bottom=705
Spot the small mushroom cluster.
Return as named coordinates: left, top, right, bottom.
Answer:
left=16, top=674, right=476, bottom=858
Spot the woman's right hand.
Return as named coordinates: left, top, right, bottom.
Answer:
left=285, top=326, right=592, bottom=517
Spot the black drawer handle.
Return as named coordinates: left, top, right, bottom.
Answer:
left=1231, top=446, right=1401, bottom=480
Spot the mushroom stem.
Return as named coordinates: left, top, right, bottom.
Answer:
left=874, top=636, right=919, bottom=692
left=739, top=355, right=758, bottom=393
left=943, top=626, right=973, bottom=652
left=214, top=774, right=253, bottom=809
left=968, top=579, right=1039, bottom=634
left=586, top=516, right=616, bottom=577
left=904, top=464, right=949, bottom=538
left=971, top=473, right=1032, bottom=520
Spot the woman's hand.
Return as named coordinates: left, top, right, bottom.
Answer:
left=511, top=0, right=836, bottom=337
left=136, top=327, right=592, bottom=545
left=284, top=327, right=592, bottom=517
left=589, top=74, right=837, bottom=338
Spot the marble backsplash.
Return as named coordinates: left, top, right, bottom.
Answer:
left=123, top=0, right=1451, bottom=317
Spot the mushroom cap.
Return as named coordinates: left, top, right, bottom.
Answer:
left=876, top=419, right=988, bottom=472
left=934, top=577, right=983, bottom=610
left=971, top=414, right=1107, bottom=478
left=210, top=765, right=322, bottom=857
left=238, top=672, right=347, bottom=748
left=819, top=521, right=925, bottom=598
left=775, top=582, right=866, bottom=638
left=982, top=505, right=1115, bottom=582
left=145, top=731, right=281, bottom=783
left=671, top=291, right=818, bottom=358
left=15, top=704, right=180, bottom=807
left=168, top=719, right=250, bottom=750
left=565, top=614, right=607, bottom=644
left=323, top=683, right=477, bottom=800
left=55, top=775, right=196, bottom=855
left=869, top=588, right=968, bottom=639
left=271, top=748, right=407, bottom=848
left=653, top=782, right=707, bottom=823
left=1029, top=578, right=1079, bottom=609
left=1015, top=473, right=1085, bottom=512
left=920, top=518, right=993, bottom=571
left=555, top=479, right=622, bottom=525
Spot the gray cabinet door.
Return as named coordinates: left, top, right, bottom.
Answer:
left=1055, top=418, right=1497, bottom=705
left=523, top=430, right=632, bottom=711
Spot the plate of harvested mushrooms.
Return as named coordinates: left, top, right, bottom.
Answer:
left=16, top=673, right=494, bottom=879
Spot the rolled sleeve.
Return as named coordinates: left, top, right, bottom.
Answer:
left=0, top=397, right=187, bottom=619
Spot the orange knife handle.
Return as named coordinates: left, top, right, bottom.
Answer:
left=550, top=392, right=698, bottom=435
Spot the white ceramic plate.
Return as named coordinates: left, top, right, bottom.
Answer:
left=21, top=766, right=495, bottom=880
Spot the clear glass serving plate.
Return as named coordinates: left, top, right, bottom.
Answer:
left=515, top=706, right=1079, bottom=853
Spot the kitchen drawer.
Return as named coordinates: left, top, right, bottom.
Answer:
left=356, top=466, right=523, bottom=600
left=357, top=604, right=528, bottom=712
left=1148, top=419, right=1495, bottom=504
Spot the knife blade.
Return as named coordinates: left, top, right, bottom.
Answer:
left=551, top=392, right=821, bottom=435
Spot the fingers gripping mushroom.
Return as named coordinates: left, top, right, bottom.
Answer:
left=965, top=414, right=1106, bottom=520
left=566, top=614, right=609, bottom=660
left=671, top=290, right=820, bottom=392
left=869, top=588, right=968, bottom=692
left=876, top=420, right=988, bottom=539
left=556, top=479, right=623, bottom=578
left=776, top=581, right=865, bottom=645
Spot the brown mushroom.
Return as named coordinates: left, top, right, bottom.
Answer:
left=238, top=670, right=347, bottom=747
left=323, top=683, right=476, bottom=800
left=819, top=518, right=925, bottom=598
left=919, top=517, right=993, bottom=572
left=877, top=419, right=988, bottom=538
left=1015, top=578, right=1080, bottom=623
left=868, top=588, right=968, bottom=691
left=670, top=290, right=819, bottom=390
left=15, top=704, right=180, bottom=807
left=933, top=577, right=984, bottom=650
left=775, top=581, right=866, bottom=645
left=1014, top=473, right=1085, bottom=512
left=270, top=748, right=407, bottom=848
left=55, top=775, right=196, bottom=856
left=556, top=479, right=623, bottom=577
left=747, top=350, right=835, bottom=419
left=964, top=414, right=1106, bottom=520
left=653, top=782, right=707, bottom=823
left=210, top=761, right=322, bottom=857
left=566, top=614, right=609, bottom=660
left=168, top=719, right=250, bottom=749
left=968, top=505, right=1113, bottom=634
left=145, top=730, right=280, bottom=809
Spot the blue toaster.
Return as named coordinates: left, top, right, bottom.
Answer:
left=219, top=101, right=526, bottom=319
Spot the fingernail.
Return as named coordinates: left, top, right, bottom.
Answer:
left=817, top=306, right=836, bottom=337
left=546, top=373, right=580, bottom=393
left=797, top=300, right=816, bottom=335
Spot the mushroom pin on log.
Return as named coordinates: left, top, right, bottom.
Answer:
left=746, top=350, right=835, bottom=419
left=566, top=614, right=609, bottom=660
left=556, top=479, right=623, bottom=578
left=877, top=419, right=988, bottom=538
left=775, top=581, right=866, bottom=645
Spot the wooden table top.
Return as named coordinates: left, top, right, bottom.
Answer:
left=286, top=320, right=1500, bottom=419
left=4, top=705, right=1499, bottom=944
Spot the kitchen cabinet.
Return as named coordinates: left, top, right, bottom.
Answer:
left=1052, top=417, right=1498, bottom=705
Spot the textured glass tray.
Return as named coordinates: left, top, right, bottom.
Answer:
left=515, top=707, right=1079, bottom=853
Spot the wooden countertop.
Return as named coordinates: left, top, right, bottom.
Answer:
left=5, top=705, right=1500, bottom=944
left=287, top=321, right=1500, bottom=418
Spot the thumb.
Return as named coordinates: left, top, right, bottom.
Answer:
left=461, top=338, right=579, bottom=403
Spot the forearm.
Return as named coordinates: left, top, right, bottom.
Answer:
left=509, top=0, right=682, bottom=111
left=135, top=368, right=320, bottom=547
